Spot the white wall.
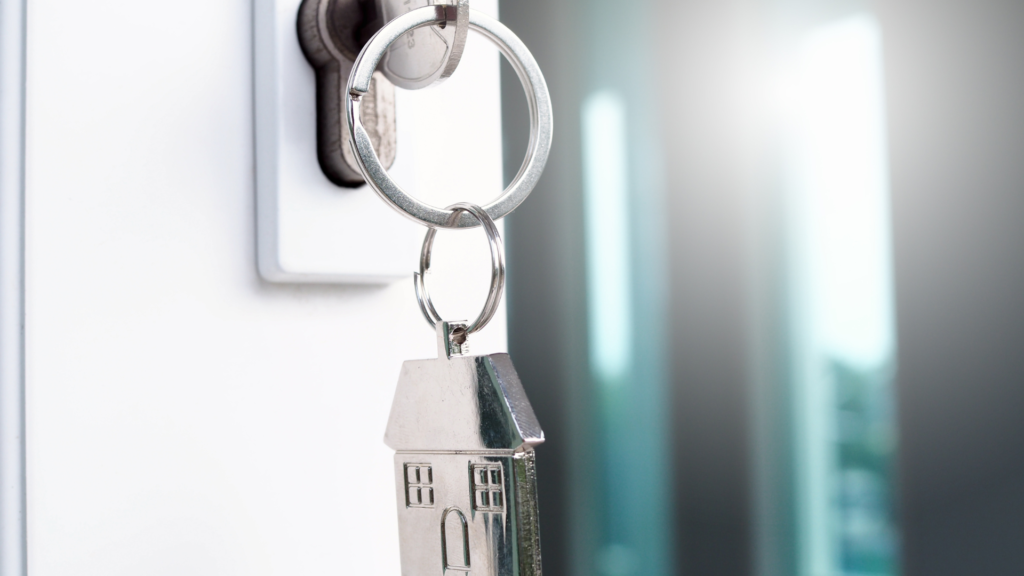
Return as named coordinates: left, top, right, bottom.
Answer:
left=24, top=0, right=504, bottom=573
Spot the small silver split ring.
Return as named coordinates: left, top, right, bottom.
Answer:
left=414, top=203, right=504, bottom=333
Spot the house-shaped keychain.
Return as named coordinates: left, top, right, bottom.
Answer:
left=385, top=321, right=545, bottom=576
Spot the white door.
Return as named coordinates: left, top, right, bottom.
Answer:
left=0, top=0, right=509, bottom=573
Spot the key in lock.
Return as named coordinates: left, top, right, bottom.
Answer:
left=297, top=0, right=468, bottom=186
left=384, top=321, right=544, bottom=576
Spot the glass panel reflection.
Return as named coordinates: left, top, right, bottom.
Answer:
left=780, top=14, right=900, bottom=576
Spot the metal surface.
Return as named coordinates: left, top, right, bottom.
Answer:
left=297, top=0, right=397, bottom=186
left=385, top=324, right=544, bottom=576
left=438, top=320, right=471, bottom=358
left=415, top=203, right=505, bottom=334
left=379, top=0, right=469, bottom=90
left=347, top=8, right=553, bottom=228
left=0, top=0, right=27, bottom=574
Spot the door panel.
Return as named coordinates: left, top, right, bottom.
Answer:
left=23, top=0, right=504, bottom=573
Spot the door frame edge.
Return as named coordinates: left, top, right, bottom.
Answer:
left=0, top=0, right=28, bottom=574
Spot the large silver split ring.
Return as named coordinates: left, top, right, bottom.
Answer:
left=345, top=7, right=553, bottom=229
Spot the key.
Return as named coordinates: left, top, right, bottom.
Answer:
left=378, top=0, right=469, bottom=90
left=297, top=0, right=468, bottom=186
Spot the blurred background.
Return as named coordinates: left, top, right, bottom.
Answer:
left=498, top=1, right=1024, bottom=576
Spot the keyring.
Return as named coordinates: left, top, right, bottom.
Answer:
left=346, top=8, right=553, bottom=229
left=414, top=203, right=504, bottom=333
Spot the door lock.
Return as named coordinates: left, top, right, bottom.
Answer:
left=297, top=0, right=469, bottom=187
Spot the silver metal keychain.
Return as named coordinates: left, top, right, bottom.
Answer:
left=388, top=203, right=543, bottom=576
left=343, top=8, right=553, bottom=576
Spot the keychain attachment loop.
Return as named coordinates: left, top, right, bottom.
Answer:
left=347, top=8, right=553, bottom=229
left=414, top=203, right=504, bottom=334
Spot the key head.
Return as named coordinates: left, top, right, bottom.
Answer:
left=378, top=0, right=469, bottom=89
